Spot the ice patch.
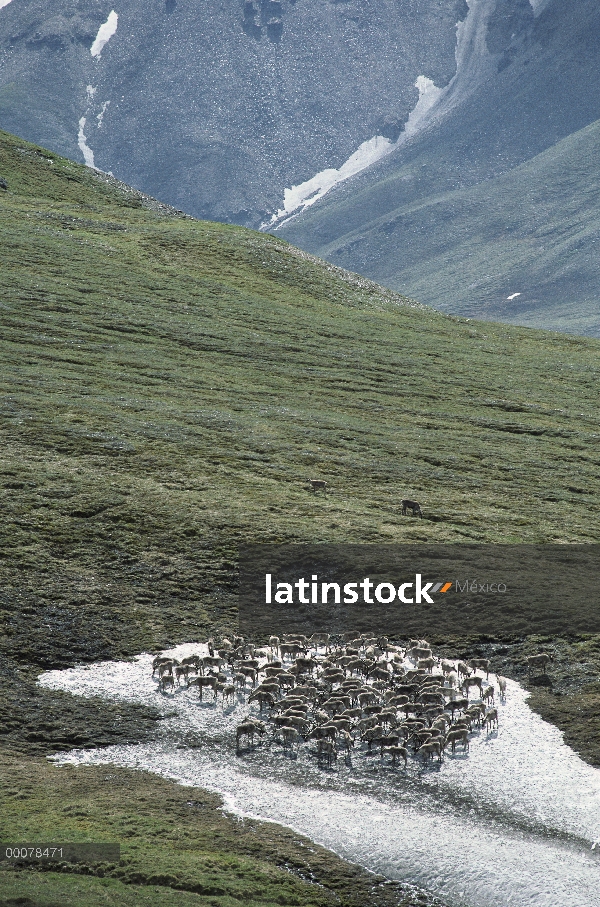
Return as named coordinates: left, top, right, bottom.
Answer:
left=77, top=117, right=95, bottom=168
left=91, top=10, right=118, bottom=58
left=97, top=100, right=110, bottom=128
left=86, top=85, right=97, bottom=101
left=506, top=292, right=521, bottom=300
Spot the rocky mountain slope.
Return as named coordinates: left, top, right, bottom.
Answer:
left=278, top=0, right=600, bottom=334
left=4, top=1, right=599, bottom=333
left=0, top=0, right=468, bottom=225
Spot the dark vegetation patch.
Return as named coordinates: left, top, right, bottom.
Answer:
left=0, top=660, right=162, bottom=756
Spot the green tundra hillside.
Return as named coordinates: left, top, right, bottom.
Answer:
left=1, top=126, right=600, bottom=658
left=1, top=129, right=600, bottom=907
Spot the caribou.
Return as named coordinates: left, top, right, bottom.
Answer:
left=496, top=675, right=507, bottom=700
left=418, top=739, right=443, bottom=762
left=527, top=653, right=553, bottom=674
left=401, top=499, right=422, bottom=517
left=462, top=676, right=484, bottom=698
left=236, top=720, right=266, bottom=749
left=483, top=708, right=498, bottom=731
left=159, top=674, right=175, bottom=693
left=384, top=745, right=408, bottom=767
left=149, top=633, right=509, bottom=774
left=188, top=675, right=218, bottom=700
left=470, top=658, right=490, bottom=678
left=317, top=738, right=337, bottom=766
left=445, top=728, right=469, bottom=753
left=308, top=479, right=328, bottom=494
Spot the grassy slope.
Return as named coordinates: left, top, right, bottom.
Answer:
left=280, top=119, right=600, bottom=336
left=1, top=128, right=600, bottom=905
left=0, top=754, right=431, bottom=907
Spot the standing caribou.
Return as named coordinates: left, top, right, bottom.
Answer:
left=401, top=499, right=422, bottom=517
left=308, top=479, right=327, bottom=494
left=527, top=653, right=553, bottom=674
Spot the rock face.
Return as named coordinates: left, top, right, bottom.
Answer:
left=278, top=0, right=600, bottom=334
left=0, top=0, right=468, bottom=226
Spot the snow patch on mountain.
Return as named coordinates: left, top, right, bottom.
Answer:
left=264, top=135, right=393, bottom=229
left=268, top=0, right=499, bottom=231
left=266, top=72, right=446, bottom=229
left=77, top=117, right=95, bottom=168
left=403, top=76, right=443, bottom=138
left=91, top=10, right=118, bottom=58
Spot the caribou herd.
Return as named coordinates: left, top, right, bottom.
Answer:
left=151, top=635, right=552, bottom=769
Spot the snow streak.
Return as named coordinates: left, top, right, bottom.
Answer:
left=91, top=10, right=118, bottom=58
left=77, top=117, right=95, bottom=168
left=265, top=135, right=393, bottom=229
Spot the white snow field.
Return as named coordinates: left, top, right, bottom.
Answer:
left=39, top=642, right=600, bottom=907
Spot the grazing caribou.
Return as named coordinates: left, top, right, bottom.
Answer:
left=317, top=738, right=337, bottom=766
left=384, top=745, right=408, bottom=767
left=308, top=479, right=327, bottom=494
left=152, top=656, right=173, bottom=676
left=456, top=661, right=471, bottom=681
left=222, top=683, right=236, bottom=706
left=482, top=685, right=495, bottom=705
left=401, top=499, right=422, bottom=517
left=418, top=739, right=443, bottom=762
left=483, top=708, right=498, bottom=731
left=236, top=720, right=265, bottom=750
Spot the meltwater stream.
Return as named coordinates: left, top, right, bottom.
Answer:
left=39, top=644, right=600, bottom=907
